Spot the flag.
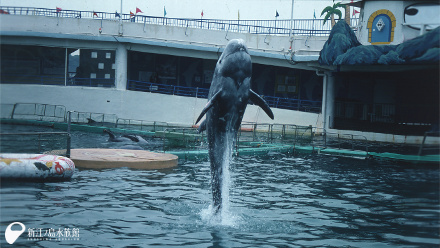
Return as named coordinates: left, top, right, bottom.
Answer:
left=136, top=7, right=143, bottom=14
left=130, top=11, right=135, bottom=17
left=115, top=11, right=120, bottom=18
left=93, top=12, right=98, bottom=17
left=352, top=9, right=360, bottom=16
left=238, top=10, right=240, bottom=20
left=275, top=10, right=279, bottom=18
left=0, top=9, right=10, bottom=14
left=164, top=6, right=167, bottom=17
left=56, top=7, right=62, bottom=12
left=313, top=9, right=316, bottom=19
left=201, top=10, right=204, bottom=17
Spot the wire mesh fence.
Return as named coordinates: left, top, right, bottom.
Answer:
left=0, top=132, right=71, bottom=157
left=7, top=103, right=66, bottom=122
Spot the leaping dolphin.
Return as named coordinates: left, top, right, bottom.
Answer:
left=195, top=39, right=274, bottom=214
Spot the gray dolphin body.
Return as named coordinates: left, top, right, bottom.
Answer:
left=195, top=39, right=274, bottom=213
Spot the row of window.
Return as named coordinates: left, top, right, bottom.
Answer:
left=91, top=52, right=112, bottom=59
left=97, top=63, right=116, bottom=70
left=90, top=73, right=111, bottom=79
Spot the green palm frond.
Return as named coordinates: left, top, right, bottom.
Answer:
left=333, top=9, right=342, bottom=19
left=322, top=12, right=332, bottom=25
left=321, top=2, right=344, bottom=25
left=321, top=6, right=334, bottom=17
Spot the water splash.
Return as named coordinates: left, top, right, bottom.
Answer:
left=201, top=131, right=239, bottom=226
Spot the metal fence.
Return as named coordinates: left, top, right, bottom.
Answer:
left=312, top=128, right=369, bottom=152
left=0, top=132, right=71, bottom=157
left=115, top=119, right=175, bottom=132
left=0, top=6, right=359, bottom=36
left=68, top=111, right=118, bottom=125
left=238, top=123, right=314, bottom=145
left=5, top=103, right=67, bottom=122
left=127, top=79, right=321, bottom=113
left=127, top=80, right=210, bottom=98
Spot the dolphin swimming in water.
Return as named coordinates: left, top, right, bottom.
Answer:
left=103, top=129, right=145, bottom=143
left=195, top=39, right=274, bottom=214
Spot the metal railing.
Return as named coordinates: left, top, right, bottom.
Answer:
left=418, top=132, right=440, bottom=156
left=68, top=111, right=118, bottom=125
left=127, top=79, right=320, bottom=112
left=0, top=132, right=71, bottom=157
left=7, top=103, right=67, bottom=122
left=238, top=123, right=314, bottom=145
left=115, top=118, right=174, bottom=132
left=264, top=95, right=321, bottom=113
left=127, top=80, right=209, bottom=98
left=312, top=127, right=369, bottom=153
left=1, top=6, right=359, bottom=36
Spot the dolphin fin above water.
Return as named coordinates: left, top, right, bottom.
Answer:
left=195, top=89, right=274, bottom=128
left=249, top=89, right=274, bottom=120
left=195, top=91, right=221, bottom=125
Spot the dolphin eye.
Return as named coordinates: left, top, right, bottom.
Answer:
left=405, top=8, right=418, bottom=16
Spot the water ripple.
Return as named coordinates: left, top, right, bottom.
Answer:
left=1, top=154, right=439, bottom=247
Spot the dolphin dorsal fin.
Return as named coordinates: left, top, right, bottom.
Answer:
left=195, top=91, right=221, bottom=124
left=104, top=129, right=116, bottom=139
left=249, top=89, right=274, bottom=120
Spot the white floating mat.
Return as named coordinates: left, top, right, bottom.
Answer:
left=0, top=154, right=75, bottom=180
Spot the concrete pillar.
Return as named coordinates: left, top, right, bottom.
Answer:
left=115, top=43, right=128, bottom=90
left=325, top=72, right=335, bottom=129
left=322, top=72, right=335, bottom=130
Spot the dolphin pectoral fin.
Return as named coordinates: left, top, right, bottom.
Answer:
left=198, top=120, right=207, bottom=133
left=195, top=91, right=221, bottom=124
left=249, top=89, right=274, bottom=119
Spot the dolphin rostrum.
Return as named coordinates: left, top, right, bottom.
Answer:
left=195, top=39, right=274, bottom=214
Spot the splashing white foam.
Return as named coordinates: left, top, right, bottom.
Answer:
left=200, top=131, right=239, bottom=227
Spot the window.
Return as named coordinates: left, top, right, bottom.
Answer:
left=90, top=73, right=96, bottom=78
left=91, top=52, right=98, bottom=58
left=105, top=74, right=111, bottom=79
left=106, top=53, right=111, bottom=59
left=98, top=63, right=104, bottom=69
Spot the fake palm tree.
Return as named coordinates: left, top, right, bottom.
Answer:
left=321, top=1, right=343, bottom=27
left=344, top=5, right=351, bottom=26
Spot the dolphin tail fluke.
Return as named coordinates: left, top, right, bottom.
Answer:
left=249, top=89, right=274, bottom=119
left=195, top=91, right=221, bottom=124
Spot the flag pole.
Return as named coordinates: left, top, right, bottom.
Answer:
left=289, top=0, right=294, bottom=36
left=118, top=0, right=123, bottom=35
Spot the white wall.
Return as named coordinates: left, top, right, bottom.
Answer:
left=0, top=84, right=319, bottom=127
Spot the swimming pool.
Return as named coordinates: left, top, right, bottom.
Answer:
left=1, top=125, right=439, bottom=247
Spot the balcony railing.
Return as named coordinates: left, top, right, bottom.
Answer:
left=127, top=80, right=321, bottom=113
left=0, top=6, right=359, bottom=36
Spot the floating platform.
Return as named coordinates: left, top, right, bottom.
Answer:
left=69, top=149, right=178, bottom=170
